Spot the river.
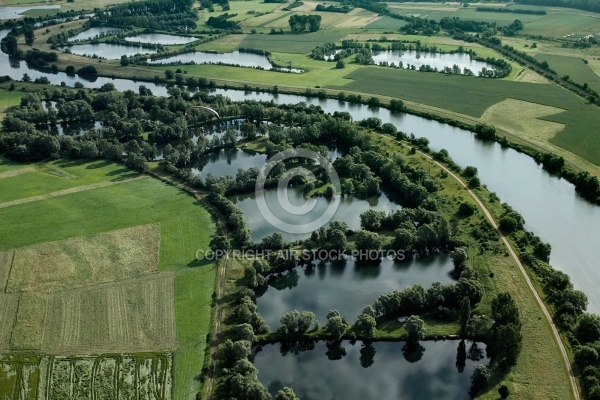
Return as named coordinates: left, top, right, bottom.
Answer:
left=1, top=30, right=599, bottom=312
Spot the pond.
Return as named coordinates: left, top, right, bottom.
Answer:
left=254, top=340, right=488, bottom=400
left=49, top=121, right=103, bottom=136
left=256, top=254, right=456, bottom=328
left=191, top=148, right=267, bottom=179
left=213, top=88, right=600, bottom=313
left=0, top=5, right=60, bottom=19
left=1, top=25, right=599, bottom=312
left=65, top=43, right=157, bottom=59
left=125, top=33, right=198, bottom=45
left=68, top=27, right=123, bottom=42
left=232, top=188, right=399, bottom=243
left=372, top=50, right=495, bottom=74
left=146, top=51, right=303, bottom=73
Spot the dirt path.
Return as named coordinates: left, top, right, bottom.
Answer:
left=144, top=170, right=229, bottom=400
left=0, top=175, right=146, bottom=210
left=0, top=167, right=35, bottom=180
left=205, top=253, right=228, bottom=400
left=380, top=134, right=580, bottom=399
left=439, top=164, right=580, bottom=400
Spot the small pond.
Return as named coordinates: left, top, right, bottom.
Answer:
left=147, top=51, right=303, bottom=73
left=125, top=33, right=198, bottom=45
left=256, top=254, right=456, bottom=328
left=372, top=50, right=495, bottom=74
left=65, top=43, right=157, bottom=59
left=68, top=27, right=123, bottom=42
left=254, top=340, right=488, bottom=400
left=232, top=188, right=399, bottom=243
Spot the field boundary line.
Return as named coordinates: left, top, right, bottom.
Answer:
left=0, top=167, right=34, bottom=180
left=379, top=133, right=580, bottom=399
left=0, top=175, right=146, bottom=210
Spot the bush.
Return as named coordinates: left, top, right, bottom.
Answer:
left=498, top=384, right=510, bottom=399
left=458, top=202, right=476, bottom=216
left=76, top=65, right=98, bottom=76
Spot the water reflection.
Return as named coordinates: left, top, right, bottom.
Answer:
left=256, top=255, right=455, bottom=327
left=253, top=340, right=488, bottom=400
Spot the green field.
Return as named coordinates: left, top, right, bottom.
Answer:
left=0, top=159, right=138, bottom=204
left=334, top=67, right=600, bottom=165
left=240, top=32, right=346, bottom=53
left=0, top=160, right=217, bottom=400
left=0, top=89, right=23, bottom=115
left=534, top=53, right=600, bottom=93
left=386, top=2, right=600, bottom=37
left=365, top=15, right=408, bottom=30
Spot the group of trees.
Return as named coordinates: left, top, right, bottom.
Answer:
left=368, top=267, right=484, bottom=321
left=94, top=0, right=197, bottom=31
left=206, top=13, right=242, bottom=31
left=288, top=14, right=322, bottom=32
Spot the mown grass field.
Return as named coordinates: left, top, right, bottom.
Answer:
left=240, top=32, right=346, bottom=54
left=534, top=53, right=600, bottom=93
left=335, top=67, right=600, bottom=165
left=0, top=160, right=217, bottom=400
left=0, top=89, right=23, bottom=116
left=0, top=159, right=138, bottom=204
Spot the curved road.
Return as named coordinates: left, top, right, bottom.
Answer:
left=380, top=135, right=580, bottom=399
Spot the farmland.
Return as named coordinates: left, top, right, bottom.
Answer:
left=334, top=67, right=600, bottom=165
left=533, top=53, right=600, bottom=93
left=0, top=159, right=217, bottom=399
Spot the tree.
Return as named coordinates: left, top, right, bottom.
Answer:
left=405, top=315, right=425, bottom=345
left=209, top=235, right=231, bottom=254
left=470, top=365, right=491, bottom=397
left=354, top=230, right=382, bottom=259
left=279, top=310, right=316, bottom=337
left=460, top=296, right=471, bottom=336
left=326, top=315, right=347, bottom=340
left=275, top=387, right=299, bottom=400
left=261, top=232, right=285, bottom=250
left=77, top=65, right=98, bottom=77
left=235, top=323, right=257, bottom=342
left=575, top=345, right=598, bottom=368
left=307, top=14, right=322, bottom=32
left=389, top=99, right=405, bottom=112
left=360, top=210, right=386, bottom=231
left=498, top=384, right=510, bottom=399
left=491, top=293, right=520, bottom=327
left=336, top=59, right=345, bottom=69
left=458, top=202, right=476, bottom=216
left=221, top=339, right=252, bottom=367
left=464, top=165, right=477, bottom=178
left=468, top=175, right=480, bottom=188
left=576, top=314, right=600, bottom=344
left=450, top=247, right=468, bottom=268
left=164, top=69, right=174, bottom=79
left=24, top=28, right=34, bottom=46
left=120, top=55, right=130, bottom=66
left=21, top=73, right=31, bottom=83
left=494, top=323, right=522, bottom=366
left=355, top=313, right=377, bottom=339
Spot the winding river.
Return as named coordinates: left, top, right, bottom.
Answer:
left=1, top=30, right=600, bottom=312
